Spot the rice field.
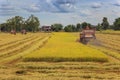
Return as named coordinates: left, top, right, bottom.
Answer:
left=99, top=30, right=120, bottom=35
left=89, top=32, right=120, bottom=61
left=96, top=34, right=120, bottom=52
left=24, top=32, right=108, bottom=62
left=0, top=62, right=120, bottom=80
left=0, top=32, right=51, bottom=64
left=0, top=32, right=120, bottom=80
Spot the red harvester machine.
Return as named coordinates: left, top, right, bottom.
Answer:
left=80, top=26, right=96, bottom=44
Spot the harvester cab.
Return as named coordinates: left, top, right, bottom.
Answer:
left=80, top=26, right=96, bottom=44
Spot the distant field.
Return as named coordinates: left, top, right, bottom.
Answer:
left=97, top=30, right=120, bottom=35
left=24, top=32, right=108, bottom=62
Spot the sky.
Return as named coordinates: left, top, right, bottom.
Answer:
left=0, top=0, right=120, bottom=26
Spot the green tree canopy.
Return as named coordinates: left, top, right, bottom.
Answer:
left=101, top=17, right=109, bottom=30
left=64, top=24, right=76, bottom=32
left=26, top=15, right=40, bottom=32
left=76, top=23, right=81, bottom=31
left=113, top=18, right=120, bottom=30
left=0, top=15, right=40, bottom=32
left=51, top=23, right=63, bottom=32
left=5, top=16, right=24, bottom=32
left=81, top=22, right=91, bottom=29
left=96, top=23, right=102, bottom=31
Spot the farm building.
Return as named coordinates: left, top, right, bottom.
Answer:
left=41, top=26, right=52, bottom=32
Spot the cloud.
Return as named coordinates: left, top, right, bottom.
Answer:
left=0, top=4, right=14, bottom=10
left=0, top=0, right=117, bottom=26
left=0, top=0, right=17, bottom=16
left=53, top=0, right=77, bottom=5
left=113, top=0, right=120, bottom=6
left=23, top=4, right=41, bottom=12
left=91, top=2, right=102, bottom=8
left=22, top=0, right=78, bottom=13
left=80, top=9, right=92, bottom=16
left=22, top=0, right=58, bottom=12
left=112, top=9, right=120, bottom=17
left=52, top=0, right=78, bottom=12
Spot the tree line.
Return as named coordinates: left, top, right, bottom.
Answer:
left=0, top=16, right=120, bottom=33
left=51, top=17, right=120, bottom=32
left=51, top=22, right=97, bottom=32
left=0, top=15, right=40, bottom=32
left=96, top=17, right=120, bottom=31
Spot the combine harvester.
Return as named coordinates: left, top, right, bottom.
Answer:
left=80, top=26, right=96, bottom=44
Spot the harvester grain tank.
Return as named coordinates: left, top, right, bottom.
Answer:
left=80, top=26, right=96, bottom=44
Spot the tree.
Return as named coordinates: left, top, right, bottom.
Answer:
left=113, top=18, right=120, bottom=30
left=96, top=23, right=102, bottom=31
left=0, top=15, right=40, bottom=32
left=6, top=16, right=24, bottom=32
left=81, top=22, right=91, bottom=29
left=51, top=23, right=63, bottom=32
left=64, top=24, right=76, bottom=32
left=0, top=24, right=1, bottom=32
left=88, top=23, right=91, bottom=28
left=101, top=17, right=109, bottom=30
left=76, top=23, right=81, bottom=31
left=14, top=16, right=24, bottom=31
left=81, top=22, right=88, bottom=29
left=109, top=25, right=114, bottom=29
left=26, top=15, right=40, bottom=32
